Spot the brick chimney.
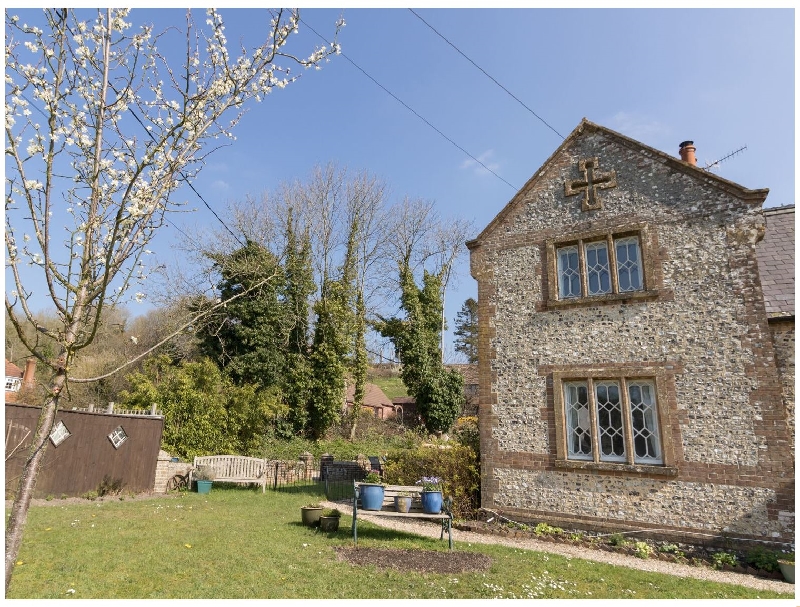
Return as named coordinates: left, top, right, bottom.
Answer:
left=679, top=140, right=697, bottom=166
left=22, top=358, right=36, bottom=389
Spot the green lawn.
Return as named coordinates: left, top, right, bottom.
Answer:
left=6, top=488, right=791, bottom=599
left=368, top=373, right=407, bottom=400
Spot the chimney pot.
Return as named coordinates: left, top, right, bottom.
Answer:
left=679, top=140, right=697, bottom=166
left=23, top=358, right=36, bottom=389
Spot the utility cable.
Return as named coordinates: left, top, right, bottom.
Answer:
left=301, top=17, right=519, bottom=192
left=408, top=8, right=565, bottom=141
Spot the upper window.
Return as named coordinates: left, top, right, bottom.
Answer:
left=5, top=377, right=22, bottom=391
left=557, top=235, right=642, bottom=299
left=546, top=225, right=659, bottom=308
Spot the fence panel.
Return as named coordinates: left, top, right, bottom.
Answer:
left=266, top=457, right=370, bottom=502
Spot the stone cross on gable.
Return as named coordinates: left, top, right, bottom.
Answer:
left=564, top=157, right=617, bottom=211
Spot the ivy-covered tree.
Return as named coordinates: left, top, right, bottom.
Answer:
left=379, top=264, right=463, bottom=434
left=280, top=209, right=316, bottom=434
left=454, top=297, right=478, bottom=363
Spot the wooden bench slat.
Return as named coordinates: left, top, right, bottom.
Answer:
left=191, top=455, right=268, bottom=493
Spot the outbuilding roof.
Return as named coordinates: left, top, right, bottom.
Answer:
left=5, top=359, right=23, bottom=378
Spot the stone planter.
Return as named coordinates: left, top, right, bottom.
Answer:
left=319, top=515, right=340, bottom=532
left=301, top=506, right=323, bottom=526
left=394, top=495, right=412, bottom=513
left=778, top=560, right=794, bottom=583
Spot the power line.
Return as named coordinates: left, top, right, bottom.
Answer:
left=123, top=105, right=245, bottom=246
left=409, top=9, right=565, bottom=141
left=300, top=17, right=519, bottom=192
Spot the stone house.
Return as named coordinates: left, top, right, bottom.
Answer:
left=466, top=119, right=794, bottom=547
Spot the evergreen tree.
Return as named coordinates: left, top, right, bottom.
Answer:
left=454, top=298, right=479, bottom=363
left=199, top=241, right=288, bottom=389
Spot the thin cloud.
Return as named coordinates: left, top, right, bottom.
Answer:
left=460, top=149, right=501, bottom=177
left=210, top=180, right=230, bottom=191
left=607, top=112, right=670, bottom=144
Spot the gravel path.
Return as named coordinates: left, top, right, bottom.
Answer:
left=328, top=500, right=795, bottom=594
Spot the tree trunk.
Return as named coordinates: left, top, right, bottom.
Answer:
left=5, top=372, right=64, bottom=592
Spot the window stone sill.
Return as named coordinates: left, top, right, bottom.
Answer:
left=546, top=289, right=664, bottom=309
left=555, top=459, right=678, bottom=477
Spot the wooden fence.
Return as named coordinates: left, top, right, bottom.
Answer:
left=5, top=403, right=163, bottom=498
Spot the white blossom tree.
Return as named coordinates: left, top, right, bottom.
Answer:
left=4, top=8, right=342, bottom=590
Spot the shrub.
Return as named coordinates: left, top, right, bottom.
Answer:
left=534, top=522, right=563, bottom=536
left=82, top=491, right=98, bottom=501
left=608, top=533, right=628, bottom=547
left=452, top=416, right=479, bottom=456
left=634, top=541, right=654, bottom=559
left=711, top=551, right=739, bottom=570
left=382, top=444, right=479, bottom=519
left=97, top=475, right=124, bottom=497
left=745, top=546, right=781, bottom=572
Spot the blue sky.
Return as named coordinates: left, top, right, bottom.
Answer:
left=6, top=7, right=795, bottom=359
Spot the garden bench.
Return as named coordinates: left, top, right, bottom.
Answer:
left=352, top=482, right=454, bottom=550
left=190, top=455, right=268, bottom=492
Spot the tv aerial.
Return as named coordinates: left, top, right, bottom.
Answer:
left=703, top=145, right=747, bottom=171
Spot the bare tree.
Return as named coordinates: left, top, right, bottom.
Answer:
left=381, top=197, right=474, bottom=358
left=4, top=8, right=341, bottom=590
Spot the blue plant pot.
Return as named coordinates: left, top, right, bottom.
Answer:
left=196, top=480, right=212, bottom=494
left=360, top=484, right=385, bottom=511
left=421, top=490, right=442, bottom=514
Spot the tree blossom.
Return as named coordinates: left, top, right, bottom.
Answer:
left=4, top=7, right=342, bottom=591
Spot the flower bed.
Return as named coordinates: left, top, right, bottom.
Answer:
left=454, top=518, right=788, bottom=581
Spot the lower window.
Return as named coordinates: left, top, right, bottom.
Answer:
left=562, top=377, right=662, bottom=465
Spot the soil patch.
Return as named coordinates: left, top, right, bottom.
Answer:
left=334, top=546, right=492, bottom=574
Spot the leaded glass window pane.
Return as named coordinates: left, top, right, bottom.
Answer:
left=584, top=242, right=611, bottom=295
left=628, top=381, right=662, bottom=463
left=595, top=381, right=625, bottom=461
left=564, top=382, right=592, bottom=460
left=557, top=246, right=581, bottom=298
left=615, top=236, right=643, bottom=292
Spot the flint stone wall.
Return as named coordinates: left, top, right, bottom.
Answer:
left=470, top=124, right=794, bottom=546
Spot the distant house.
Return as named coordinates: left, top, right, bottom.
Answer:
left=387, top=365, right=480, bottom=427
left=5, top=359, right=36, bottom=403
left=467, top=118, right=794, bottom=547
left=391, top=396, right=418, bottom=426
left=344, top=383, right=399, bottom=420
